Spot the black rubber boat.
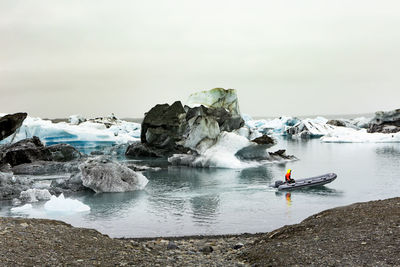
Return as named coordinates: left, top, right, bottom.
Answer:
left=271, top=173, right=337, bottom=191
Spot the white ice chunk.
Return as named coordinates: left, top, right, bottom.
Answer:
left=170, top=131, right=260, bottom=168
left=321, top=128, right=400, bottom=143
left=69, top=115, right=86, bottom=125
left=44, top=194, right=90, bottom=212
left=11, top=204, right=33, bottom=213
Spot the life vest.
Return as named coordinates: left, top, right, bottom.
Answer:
left=285, top=172, right=291, bottom=181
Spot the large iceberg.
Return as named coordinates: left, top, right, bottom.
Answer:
left=0, top=114, right=141, bottom=152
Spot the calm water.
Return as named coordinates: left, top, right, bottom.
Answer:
left=1, top=138, right=399, bottom=238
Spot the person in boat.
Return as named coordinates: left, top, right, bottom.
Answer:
left=285, top=169, right=295, bottom=184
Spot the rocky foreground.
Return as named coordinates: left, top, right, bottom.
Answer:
left=1, top=197, right=399, bottom=266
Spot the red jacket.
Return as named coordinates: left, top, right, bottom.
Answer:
left=285, top=172, right=291, bottom=181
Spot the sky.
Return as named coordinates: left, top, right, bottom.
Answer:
left=1, top=0, right=400, bottom=118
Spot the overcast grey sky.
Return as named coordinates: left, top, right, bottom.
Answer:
left=1, top=0, right=399, bottom=118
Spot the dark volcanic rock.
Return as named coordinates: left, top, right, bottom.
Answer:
left=47, top=144, right=81, bottom=162
left=368, top=109, right=400, bottom=133
left=125, top=142, right=164, bottom=158
left=141, top=101, right=187, bottom=149
left=251, top=135, right=275, bottom=145
left=269, top=149, right=295, bottom=160
left=327, top=119, right=346, bottom=127
left=0, top=112, right=27, bottom=141
left=0, top=137, right=52, bottom=167
left=0, top=137, right=81, bottom=167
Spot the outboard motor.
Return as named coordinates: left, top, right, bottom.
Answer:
left=274, top=180, right=284, bottom=188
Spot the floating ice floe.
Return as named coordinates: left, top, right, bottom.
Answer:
left=321, top=127, right=400, bottom=143
left=0, top=114, right=141, bottom=149
left=44, top=194, right=90, bottom=212
left=10, top=204, right=33, bottom=213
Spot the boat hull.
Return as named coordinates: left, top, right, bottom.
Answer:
left=272, top=173, right=337, bottom=191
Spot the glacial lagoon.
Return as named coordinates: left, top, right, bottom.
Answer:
left=2, top=137, right=399, bottom=238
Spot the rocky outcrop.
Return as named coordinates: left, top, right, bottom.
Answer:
left=251, top=135, right=275, bottom=146
left=327, top=119, right=346, bottom=127
left=0, top=137, right=81, bottom=167
left=0, top=112, right=27, bottom=141
left=368, top=109, right=400, bottom=133
left=47, top=144, right=81, bottom=162
left=125, top=142, right=166, bottom=158
left=0, top=137, right=52, bottom=166
left=80, top=156, right=148, bottom=193
left=141, top=101, right=188, bottom=151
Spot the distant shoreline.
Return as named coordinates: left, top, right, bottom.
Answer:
left=47, top=113, right=375, bottom=124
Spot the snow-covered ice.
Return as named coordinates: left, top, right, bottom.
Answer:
left=44, top=194, right=90, bottom=212
left=321, top=127, right=400, bottom=143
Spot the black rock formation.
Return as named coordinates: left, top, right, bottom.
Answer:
left=0, top=136, right=81, bottom=167
left=0, top=112, right=27, bottom=141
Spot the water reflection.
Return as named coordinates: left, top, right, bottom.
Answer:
left=190, top=195, right=220, bottom=224
left=81, top=191, right=147, bottom=219
left=375, top=145, right=400, bottom=157
left=274, top=186, right=343, bottom=197
left=142, top=167, right=242, bottom=222
left=285, top=192, right=292, bottom=207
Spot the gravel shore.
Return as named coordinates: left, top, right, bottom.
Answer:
left=1, top=197, right=399, bottom=266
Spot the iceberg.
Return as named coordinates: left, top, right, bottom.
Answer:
left=286, top=117, right=336, bottom=138
left=0, top=114, right=141, bottom=152
left=44, top=194, right=90, bottom=212
left=246, top=116, right=300, bottom=135
left=10, top=203, right=33, bottom=213
left=187, top=88, right=241, bottom=115
left=321, top=127, right=400, bottom=143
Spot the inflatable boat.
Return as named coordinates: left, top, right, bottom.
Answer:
left=271, top=173, right=337, bottom=191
